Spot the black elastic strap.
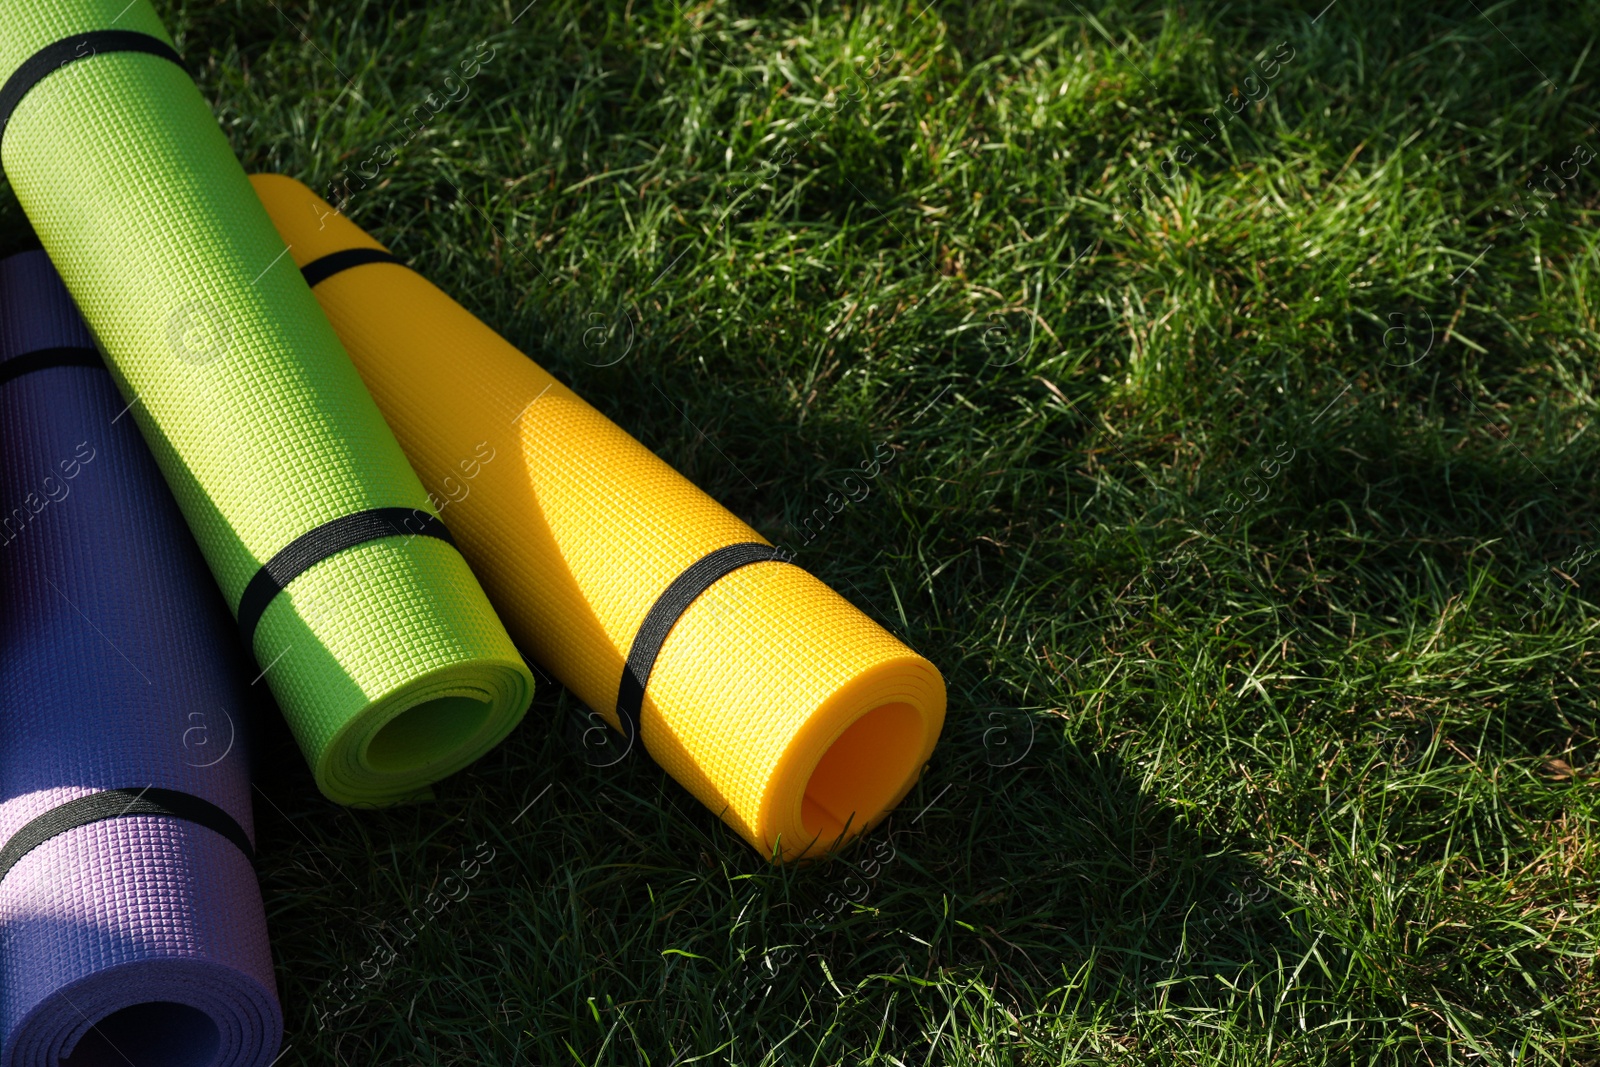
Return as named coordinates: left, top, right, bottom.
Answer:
left=0, top=32, right=185, bottom=153
left=301, top=248, right=405, bottom=289
left=0, top=345, right=102, bottom=387
left=237, top=506, right=457, bottom=652
left=615, top=543, right=798, bottom=744
left=0, top=787, right=253, bottom=886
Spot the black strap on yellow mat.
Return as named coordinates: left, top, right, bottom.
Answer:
left=237, top=507, right=457, bottom=651
left=301, top=248, right=405, bottom=288
left=0, top=787, right=253, bottom=885
left=615, top=542, right=798, bottom=743
left=0, top=345, right=103, bottom=386
left=0, top=31, right=185, bottom=155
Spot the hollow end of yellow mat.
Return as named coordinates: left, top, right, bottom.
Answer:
left=801, top=701, right=924, bottom=840
left=756, top=656, right=945, bottom=862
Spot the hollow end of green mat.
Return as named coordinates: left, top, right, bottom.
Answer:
left=317, top=666, right=532, bottom=807
left=799, top=701, right=925, bottom=844
left=244, top=539, right=533, bottom=807
left=365, top=695, right=493, bottom=773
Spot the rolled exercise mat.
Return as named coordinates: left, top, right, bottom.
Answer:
left=0, top=250, right=281, bottom=1066
left=0, top=1, right=534, bottom=806
left=253, top=174, right=947, bottom=861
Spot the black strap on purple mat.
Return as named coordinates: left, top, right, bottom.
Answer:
left=0, top=31, right=185, bottom=156
left=0, top=345, right=103, bottom=386
left=0, top=787, right=253, bottom=885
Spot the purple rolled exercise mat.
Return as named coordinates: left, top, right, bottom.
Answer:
left=0, top=250, right=281, bottom=1067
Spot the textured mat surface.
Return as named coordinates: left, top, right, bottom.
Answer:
left=255, top=174, right=947, bottom=860
left=0, top=251, right=281, bottom=1067
left=0, top=1, right=534, bottom=805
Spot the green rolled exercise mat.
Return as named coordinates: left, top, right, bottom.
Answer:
left=0, top=3, right=534, bottom=805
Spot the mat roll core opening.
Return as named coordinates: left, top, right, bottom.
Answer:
left=801, top=701, right=925, bottom=842
left=59, top=1002, right=219, bottom=1067
left=365, top=695, right=494, bottom=773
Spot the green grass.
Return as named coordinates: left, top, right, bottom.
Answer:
left=9, top=0, right=1600, bottom=1061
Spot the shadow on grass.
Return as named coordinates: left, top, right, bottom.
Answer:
left=728, top=719, right=1295, bottom=1045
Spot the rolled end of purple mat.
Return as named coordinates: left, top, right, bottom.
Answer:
left=0, top=250, right=282, bottom=1067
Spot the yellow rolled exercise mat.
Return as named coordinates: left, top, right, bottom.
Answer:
left=0, top=3, right=534, bottom=806
left=252, top=174, right=947, bottom=860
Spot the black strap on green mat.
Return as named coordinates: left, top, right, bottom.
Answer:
left=301, top=248, right=405, bottom=288
left=0, top=31, right=185, bottom=154
left=0, top=345, right=103, bottom=386
left=0, top=787, right=253, bottom=886
left=615, top=543, right=798, bottom=744
left=237, top=507, right=457, bottom=651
